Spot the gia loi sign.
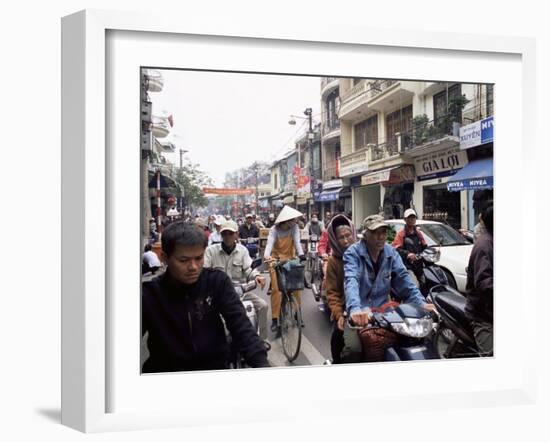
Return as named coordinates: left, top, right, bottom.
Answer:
left=414, top=147, right=468, bottom=181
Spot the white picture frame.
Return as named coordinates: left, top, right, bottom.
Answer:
left=62, top=9, right=537, bottom=433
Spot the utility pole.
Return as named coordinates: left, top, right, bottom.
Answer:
left=305, top=108, right=314, bottom=218
left=179, top=148, right=186, bottom=216
left=253, top=162, right=259, bottom=214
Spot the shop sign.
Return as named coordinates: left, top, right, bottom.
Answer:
left=283, top=195, right=295, bottom=204
left=339, top=162, right=369, bottom=178
left=296, top=196, right=308, bottom=205
left=459, top=116, right=494, bottom=149
left=361, top=169, right=391, bottom=186
left=414, top=147, right=468, bottom=181
left=323, top=178, right=344, bottom=190
left=386, top=165, right=415, bottom=185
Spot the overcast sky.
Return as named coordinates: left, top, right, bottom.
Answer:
left=149, top=69, right=322, bottom=187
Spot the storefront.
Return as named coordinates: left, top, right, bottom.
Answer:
left=355, top=165, right=415, bottom=224
left=446, top=156, right=493, bottom=229
left=412, top=146, right=469, bottom=230
left=455, top=116, right=494, bottom=229
left=315, top=179, right=350, bottom=216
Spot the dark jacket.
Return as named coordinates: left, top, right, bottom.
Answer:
left=391, top=226, right=427, bottom=275
left=465, top=232, right=493, bottom=323
left=325, top=214, right=356, bottom=321
left=142, top=268, right=268, bottom=372
left=239, top=222, right=260, bottom=240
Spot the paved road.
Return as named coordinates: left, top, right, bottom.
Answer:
left=256, top=271, right=333, bottom=367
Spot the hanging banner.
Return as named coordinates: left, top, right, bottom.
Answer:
left=202, top=187, right=254, bottom=195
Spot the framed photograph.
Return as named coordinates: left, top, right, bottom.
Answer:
left=62, top=9, right=536, bottom=433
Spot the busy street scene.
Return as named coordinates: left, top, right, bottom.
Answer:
left=140, top=69, right=494, bottom=373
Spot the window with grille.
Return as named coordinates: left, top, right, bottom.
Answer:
left=433, top=84, right=461, bottom=131
left=385, top=105, right=412, bottom=147
left=354, top=115, right=378, bottom=149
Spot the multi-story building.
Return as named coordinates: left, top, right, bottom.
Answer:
left=317, top=77, right=351, bottom=217
left=333, top=78, right=493, bottom=230
left=294, top=123, right=322, bottom=218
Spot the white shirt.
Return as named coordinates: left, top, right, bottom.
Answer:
left=143, top=250, right=161, bottom=267
left=208, top=230, right=223, bottom=246
left=204, top=243, right=259, bottom=283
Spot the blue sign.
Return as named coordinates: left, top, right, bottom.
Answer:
left=447, top=176, right=493, bottom=191
left=315, top=189, right=341, bottom=202
left=480, top=116, right=494, bottom=144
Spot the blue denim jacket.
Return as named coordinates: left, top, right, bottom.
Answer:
left=343, top=241, right=426, bottom=315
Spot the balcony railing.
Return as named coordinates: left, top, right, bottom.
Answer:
left=322, top=119, right=340, bottom=135
left=369, top=141, right=399, bottom=162
left=368, top=79, right=398, bottom=100
left=323, top=163, right=339, bottom=181
left=321, top=77, right=338, bottom=90
left=365, top=114, right=463, bottom=163
left=339, top=146, right=369, bottom=171
left=340, top=79, right=398, bottom=105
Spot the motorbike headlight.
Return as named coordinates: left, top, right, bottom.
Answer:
left=390, top=317, right=433, bottom=338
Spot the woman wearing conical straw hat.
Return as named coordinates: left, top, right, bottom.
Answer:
left=264, top=206, right=306, bottom=337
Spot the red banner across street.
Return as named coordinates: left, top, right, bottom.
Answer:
left=202, top=187, right=254, bottom=196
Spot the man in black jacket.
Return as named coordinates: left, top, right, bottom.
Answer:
left=391, top=208, right=428, bottom=287
left=142, top=221, right=269, bottom=373
left=238, top=213, right=260, bottom=258
left=465, top=202, right=493, bottom=356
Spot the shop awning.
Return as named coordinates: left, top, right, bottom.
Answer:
left=283, top=195, right=295, bottom=204
left=148, top=171, right=178, bottom=189
left=315, top=188, right=342, bottom=202
left=446, top=157, right=493, bottom=192
left=361, top=164, right=415, bottom=186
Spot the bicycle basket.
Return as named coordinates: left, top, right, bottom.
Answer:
left=277, top=260, right=305, bottom=291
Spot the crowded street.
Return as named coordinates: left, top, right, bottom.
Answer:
left=139, top=68, right=494, bottom=373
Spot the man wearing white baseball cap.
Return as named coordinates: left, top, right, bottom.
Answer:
left=391, top=208, right=428, bottom=287
left=204, top=219, right=269, bottom=341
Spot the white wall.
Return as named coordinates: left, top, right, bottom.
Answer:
left=2, top=1, right=548, bottom=441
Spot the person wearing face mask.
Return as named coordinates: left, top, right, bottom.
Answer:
left=304, top=213, right=323, bottom=237
left=264, top=206, right=306, bottom=337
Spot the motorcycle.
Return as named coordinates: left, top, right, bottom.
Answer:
left=405, top=244, right=450, bottom=298
left=228, top=258, right=270, bottom=368
left=428, top=284, right=486, bottom=358
left=240, top=237, right=259, bottom=259
left=345, top=302, right=439, bottom=362
left=305, top=234, right=330, bottom=315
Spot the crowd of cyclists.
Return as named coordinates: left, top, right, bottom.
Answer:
left=141, top=200, right=493, bottom=372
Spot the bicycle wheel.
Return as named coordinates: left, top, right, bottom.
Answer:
left=280, top=293, right=302, bottom=362
left=311, top=258, right=322, bottom=287
left=304, top=256, right=313, bottom=285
